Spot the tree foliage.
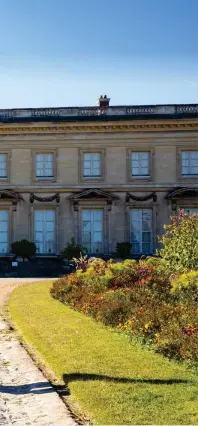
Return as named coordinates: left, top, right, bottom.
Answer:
left=158, top=210, right=198, bottom=272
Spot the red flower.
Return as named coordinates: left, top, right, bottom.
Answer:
left=184, top=328, right=193, bottom=336
left=113, top=281, right=119, bottom=288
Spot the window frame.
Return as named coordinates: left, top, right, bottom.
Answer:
left=81, top=208, right=104, bottom=254
left=177, top=147, right=198, bottom=182
left=32, top=205, right=58, bottom=255
left=0, top=151, right=10, bottom=183
left=181, top=150, right=198, bottom=177
left=130, top=208, right=153, bottom=255
left=79, top=149, right=105, bottom=182
left=127, top=148, right=154, bottom=182
left=32, top=149, right=57, bottom=182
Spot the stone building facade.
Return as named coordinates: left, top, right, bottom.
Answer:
left=0, top=98, right=198, bottom=257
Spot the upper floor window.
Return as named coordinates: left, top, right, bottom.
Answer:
left=0, top=154, right=7, bottom=179
left=36, top=154, right=54, bottom=179
left=181, top=151, right=198, bottom=176
left=83, top=153, right=101, bottom=177
left=131, top=152, right=149, bottom=177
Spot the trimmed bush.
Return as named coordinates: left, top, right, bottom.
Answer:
left=11, top=239, right=36, bottom=260
left=62, top=237, right=87, bottom=259
left=116, top=242, right=132, bottom=258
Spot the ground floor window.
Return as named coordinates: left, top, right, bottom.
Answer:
left=81, top=209, right=103, bottom=254
left=184, top=208, right=198, bottom=214
left=130, top=209, right=153, bottom=254
left=34, top=210, right=55, bottom=254
left=0, top=210, right=8, bottom=254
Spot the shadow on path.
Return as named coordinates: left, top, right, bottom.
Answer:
left=0, top=381, right=68, bottom=395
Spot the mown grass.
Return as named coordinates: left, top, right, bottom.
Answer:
left=9, top=280, right=198, bottom=425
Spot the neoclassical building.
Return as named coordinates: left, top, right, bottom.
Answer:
left=0, top=96, right=198, bottom=256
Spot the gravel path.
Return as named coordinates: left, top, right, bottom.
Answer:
left=0, top=278, right=76, bottom=425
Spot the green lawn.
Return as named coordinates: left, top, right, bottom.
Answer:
left=9, top=281, right=198, bottom=425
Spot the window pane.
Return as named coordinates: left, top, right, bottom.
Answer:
left=0, top=210, right=8, bottom=253
left=82, top=210, right=91, bottom=221
left=142, top=243, right=150, bottom=253
left=82, top=221, right=91, bottom=231
left=132, top=242, right=140, bottom=254
left=84, top=153, right=91, bottom=161
left=182, top=151, right=198, bottom=175
left=190, top=167, right=198, bottom=175
left=82, top=232, right=91, bottom=244
left=0, top=154, right=7, bottom=177
left=131, top=209, right=152, bottom=254
left=83, top=153, right=101, bottom=177
left=142, top=232, right=151, bottom=242
left=182, top=152, right=188, bottom=160
left=131, top=152, right=149, bottom=176
left=34, top=210, right=55, bottom=253
left=36, top=154, right=53, bottom=177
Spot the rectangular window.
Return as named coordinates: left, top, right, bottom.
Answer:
left=36, top=154, right=53, bottom=178
left=184, top=208, right=198, bottom=214
left=81, top=209, right=103, bottom=253
left=0, top=154, right=7, bottom=178
left=0, top=210, right=9, bottom=253
left=181, top=151, right=198, bottom=176
left=130, top=209, right=152, bottom=254
left=34, top=210, right=55, bottom=254
left=131, top=152, right=149, bottom=177
left=83, top=153, right=101, bottom=177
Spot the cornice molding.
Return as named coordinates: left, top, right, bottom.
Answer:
left=1, top=119, right=198, bottom=134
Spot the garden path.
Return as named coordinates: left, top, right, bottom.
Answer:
left=0, top=278, right=76, bottom=425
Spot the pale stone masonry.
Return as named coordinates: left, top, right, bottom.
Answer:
left=0, top=98, right=198, bottom=256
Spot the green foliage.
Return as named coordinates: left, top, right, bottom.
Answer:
left=10, top=280, right=198, bottom=426
left=170, top=271, right=198, bottom=302
left=11, top=239, right=36, bottom=260
left=158, top=210, right=198, bottom=273
left=116, top=241, right=132, bottom=258
left=51, top=257, right=198, bottom=367
left=62, top=237, right=87, bottom=259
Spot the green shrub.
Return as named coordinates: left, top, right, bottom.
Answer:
left=11, top=239, right=36, bottom=260
left=95, top=289, right=132, bottom=326
left=51, top=256, right=198, bottom=367
left=116, top=242, right=132, bottom=258
left=170, top=271, right=198, bottom=302
left=62, top=237, right=87, bottom=259
left=158, top=210, right=198, bottom=273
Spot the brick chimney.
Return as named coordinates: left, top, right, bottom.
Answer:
left=98, top=95, right=110, bottom=107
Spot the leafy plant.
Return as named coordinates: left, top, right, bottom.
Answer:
left=11, top=239, right=36, bottom=260
left=116, top=242, right=132, bottom=258
left=158, top=210, right=198, bottom=273
left=73, top=254, right=89, bottom=272
left=170, top=271, right=198, bottom=302
left=62, top=237, right=87, bottom=260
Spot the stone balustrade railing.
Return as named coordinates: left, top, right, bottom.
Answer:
left=0, top=104, right=198, bottom=122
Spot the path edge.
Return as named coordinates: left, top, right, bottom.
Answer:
left=4, top=282, right=91, bottom=426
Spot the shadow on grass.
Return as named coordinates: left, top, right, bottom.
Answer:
left=0, top=375, right=193, bottom=396
left=62, top=373, right=193, bottom=395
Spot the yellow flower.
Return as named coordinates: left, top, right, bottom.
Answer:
left=144, top=321, right=152, bottom=329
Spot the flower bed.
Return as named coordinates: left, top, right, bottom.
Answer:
left=51, top=257, right=198, bottom=367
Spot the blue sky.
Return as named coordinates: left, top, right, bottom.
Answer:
left=0, top=0, right=198, bottom=108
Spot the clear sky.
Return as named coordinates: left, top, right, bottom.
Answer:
left=0, top=0, right=198, bottom=108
